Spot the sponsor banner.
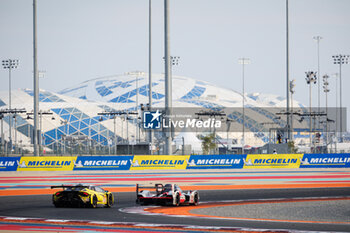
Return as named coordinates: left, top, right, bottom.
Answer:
left=0, top=157, right=21, bottom=171
left=130, top=155, right=190, bottom=170
left=17, top=157, right=76, bottom=171
left=186, top=154, right=245, bottom=169
left=73, top=156, right=133, bottom=170
left=243, top=154, right=302, bottom=169
left=300, top=153, right=350, bottom=168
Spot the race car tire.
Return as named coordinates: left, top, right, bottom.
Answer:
left=104, top=193, right=114, bottom=208
left=53, top=203, right=62, bottom=208
left=91, top=195, right=98, bottom=208
left=191, top=193, right=199, bottom=206
left=175, top=193, right=180, bottom=206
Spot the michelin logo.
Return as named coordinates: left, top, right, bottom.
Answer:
left=17, top=160, right=71, bottom=168
left=187, top=159, right=241, bottom=166
left=186, top=159, right=197, bottom=166
left=17, top=160, right=27, bottom=168
left=130, top=159, right=140, bottom=167
left=301, top=156, right=350, bottom=165
left=143, top=110, right=162, bottom=129
left=131, top=159, right=185, bottom=167
left=243, top=158, right=253, bottom=166
left=73, top=160, right=84, bottom=168
left=299, top=157, right=310, bottom=165
left=76, top=160, right=128, bottom=167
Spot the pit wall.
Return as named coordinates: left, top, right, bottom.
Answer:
left=0, top=154, right=349, bottom=171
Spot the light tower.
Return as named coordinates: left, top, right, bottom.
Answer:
left=164, top=0, right=172, bottom=155
left=332, top=55, right=349, bottom=142
left=305, top=71, right=317, bottom=152
left=322, top=74, right=330, bottom=152
left=313, top=36, right=323, bottom=125
left=289, top=79, right=296, bottom=142
left=2, top=59, right=19, bottom=152
left=238, top=58, right=250, bottom=154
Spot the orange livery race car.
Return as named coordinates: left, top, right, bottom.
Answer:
left=136, top=183, right=199, bottom=206
left=51, top=184, right=114, bottom=208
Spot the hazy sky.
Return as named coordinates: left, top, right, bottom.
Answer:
left=1, top=0, right=350, bottom=126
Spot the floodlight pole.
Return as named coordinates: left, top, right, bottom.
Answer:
left=238, top=58, right=250, bottom=154
left=323, top=74, right=329, bottom=153
left=33, top=0, right=40, bottom=156
left=332, top=55, right=349, bottom=142
left=290, top=79, right=296, bottom=142
left=305, top=71, right=317, bottom=152
left=148, top=0, right=153, bottom=153
left=286, top=0, right=291, bottom=142
left=134, top=71, right=143, bottom=143
left=164, top=0, right=172, bottom=155
left=0, top=115, right=3, bottom=155
left=2, top=59, right=19, bottom=153
left=332, top=73, right=339, bottom=146
left=313, top=36, right=322, bottom=130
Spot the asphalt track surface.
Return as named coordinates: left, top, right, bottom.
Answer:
left=0, top=187, right=349, bottom=232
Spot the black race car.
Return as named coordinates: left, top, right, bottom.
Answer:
left=51, top=184, right=114, bottom=208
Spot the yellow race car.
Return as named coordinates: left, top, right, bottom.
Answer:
left=51, top=184, right=114, bottom=208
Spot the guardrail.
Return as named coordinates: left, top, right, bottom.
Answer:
left=0, top=154, right=349, bottom=171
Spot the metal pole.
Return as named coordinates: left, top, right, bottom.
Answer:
left=309, top=80, right=312, bottom=152
left=164, top=0, right=172, bottom=155
left=290, top=90, right=293, bottom=142
left=322, top=74, right=329, bottom=153
left=325, top=84, right=328, bottom=152
left=127, top=114, right=129, bottom=155
left=1, top=117, right=3, bottom=155
left=313, top=36, right=322, bottom=129
left=33, top=0, right=39, bottom=156
left=8, top=67, right=12, bottom=152
left=136, top=74, right=139, bottom=143
left=121, top=116, right=124, bottom=141
left=339, top=62, right=343, bottom=142
left=238, top=58, right=250, bottom=154
left=114, top=116, right=117, bottom=155
left=242, top=62, right=245, bottom=154
left=148, top=0, right=153, bottom=153
left=64, top=122, right=66, bottom=155
left=14, top=115, right=17, bottom=154
left=335, top=73, right=339, bottom=146
left=286, top=0, right=291, bottom=142
left=317, top=38, right=320, bottom=113
left=108, top=128, right=111, bottom=155
left=40, top=112, right=42, bottom=155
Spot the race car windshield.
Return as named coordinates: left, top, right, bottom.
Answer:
left=65, top=186, right=85, bottom=191
left=163, top=184, right=172, bottom=192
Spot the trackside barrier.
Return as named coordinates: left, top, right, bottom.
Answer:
left=0, top=154, right=349, bottom=171
left=0, top=157, right=20, bottom=171
left=73, top=156, right=133, bottom=170
left=130, top=155, right=189, bottom=170
left=186, top=154, right=246, bottom=169
left=242, top=154, right=302, bottom=169
left=17, top=157, right=76, bottom=171
left=300, top=153, right=350, bottom=168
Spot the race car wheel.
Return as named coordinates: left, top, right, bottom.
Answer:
left=175, top=193, right=180, bottom=206
left=191, top=193, right=199, bottom=206
left=91, top=195, right=98, bottom=208
left=54, top=203, right=62, bottom=208
left=104, top=194, right=114, bottom=208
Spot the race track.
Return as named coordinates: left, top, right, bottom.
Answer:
left=0, top=187, right=349, bottom=232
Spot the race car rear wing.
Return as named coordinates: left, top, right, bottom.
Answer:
left=51, top=185, right=90, bottom=189
left=136, top=184, right=164, bottom=194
